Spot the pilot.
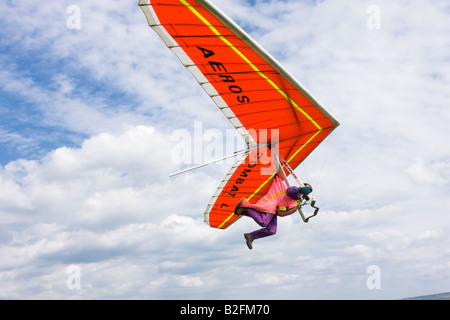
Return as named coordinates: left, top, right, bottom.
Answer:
left=234, top=176, right=312, bottom=249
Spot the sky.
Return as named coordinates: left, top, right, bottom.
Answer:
left=0, top=0, right=449, bottom=300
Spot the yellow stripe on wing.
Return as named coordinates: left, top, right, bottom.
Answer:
left=179, top=0, right=322, bottom=131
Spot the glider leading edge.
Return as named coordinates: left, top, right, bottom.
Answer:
left=139, top=0, right=340, bottom=246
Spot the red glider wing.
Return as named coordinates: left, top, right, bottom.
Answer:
left=140, top=0, right=339, bottom=229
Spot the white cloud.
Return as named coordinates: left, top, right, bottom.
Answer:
left=1, top=126, right=182, bottom=226
left=406, top=159, right=448, bottom=185
left=255, top=272, right=298, bottom=285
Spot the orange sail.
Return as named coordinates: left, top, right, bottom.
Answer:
left=139, top=0, right=339, bottom=229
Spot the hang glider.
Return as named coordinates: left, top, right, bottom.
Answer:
left=139, top=0, right=339, bottom=229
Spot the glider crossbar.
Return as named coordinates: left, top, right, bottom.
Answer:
left=169, top=149, right=249, bottom=177
left=299, top=200, right=320, bottom=223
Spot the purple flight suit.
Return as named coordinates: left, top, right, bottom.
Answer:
left=246, top=209, right=278, bottom=240
left=246, top=186, right=301, bottom=240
